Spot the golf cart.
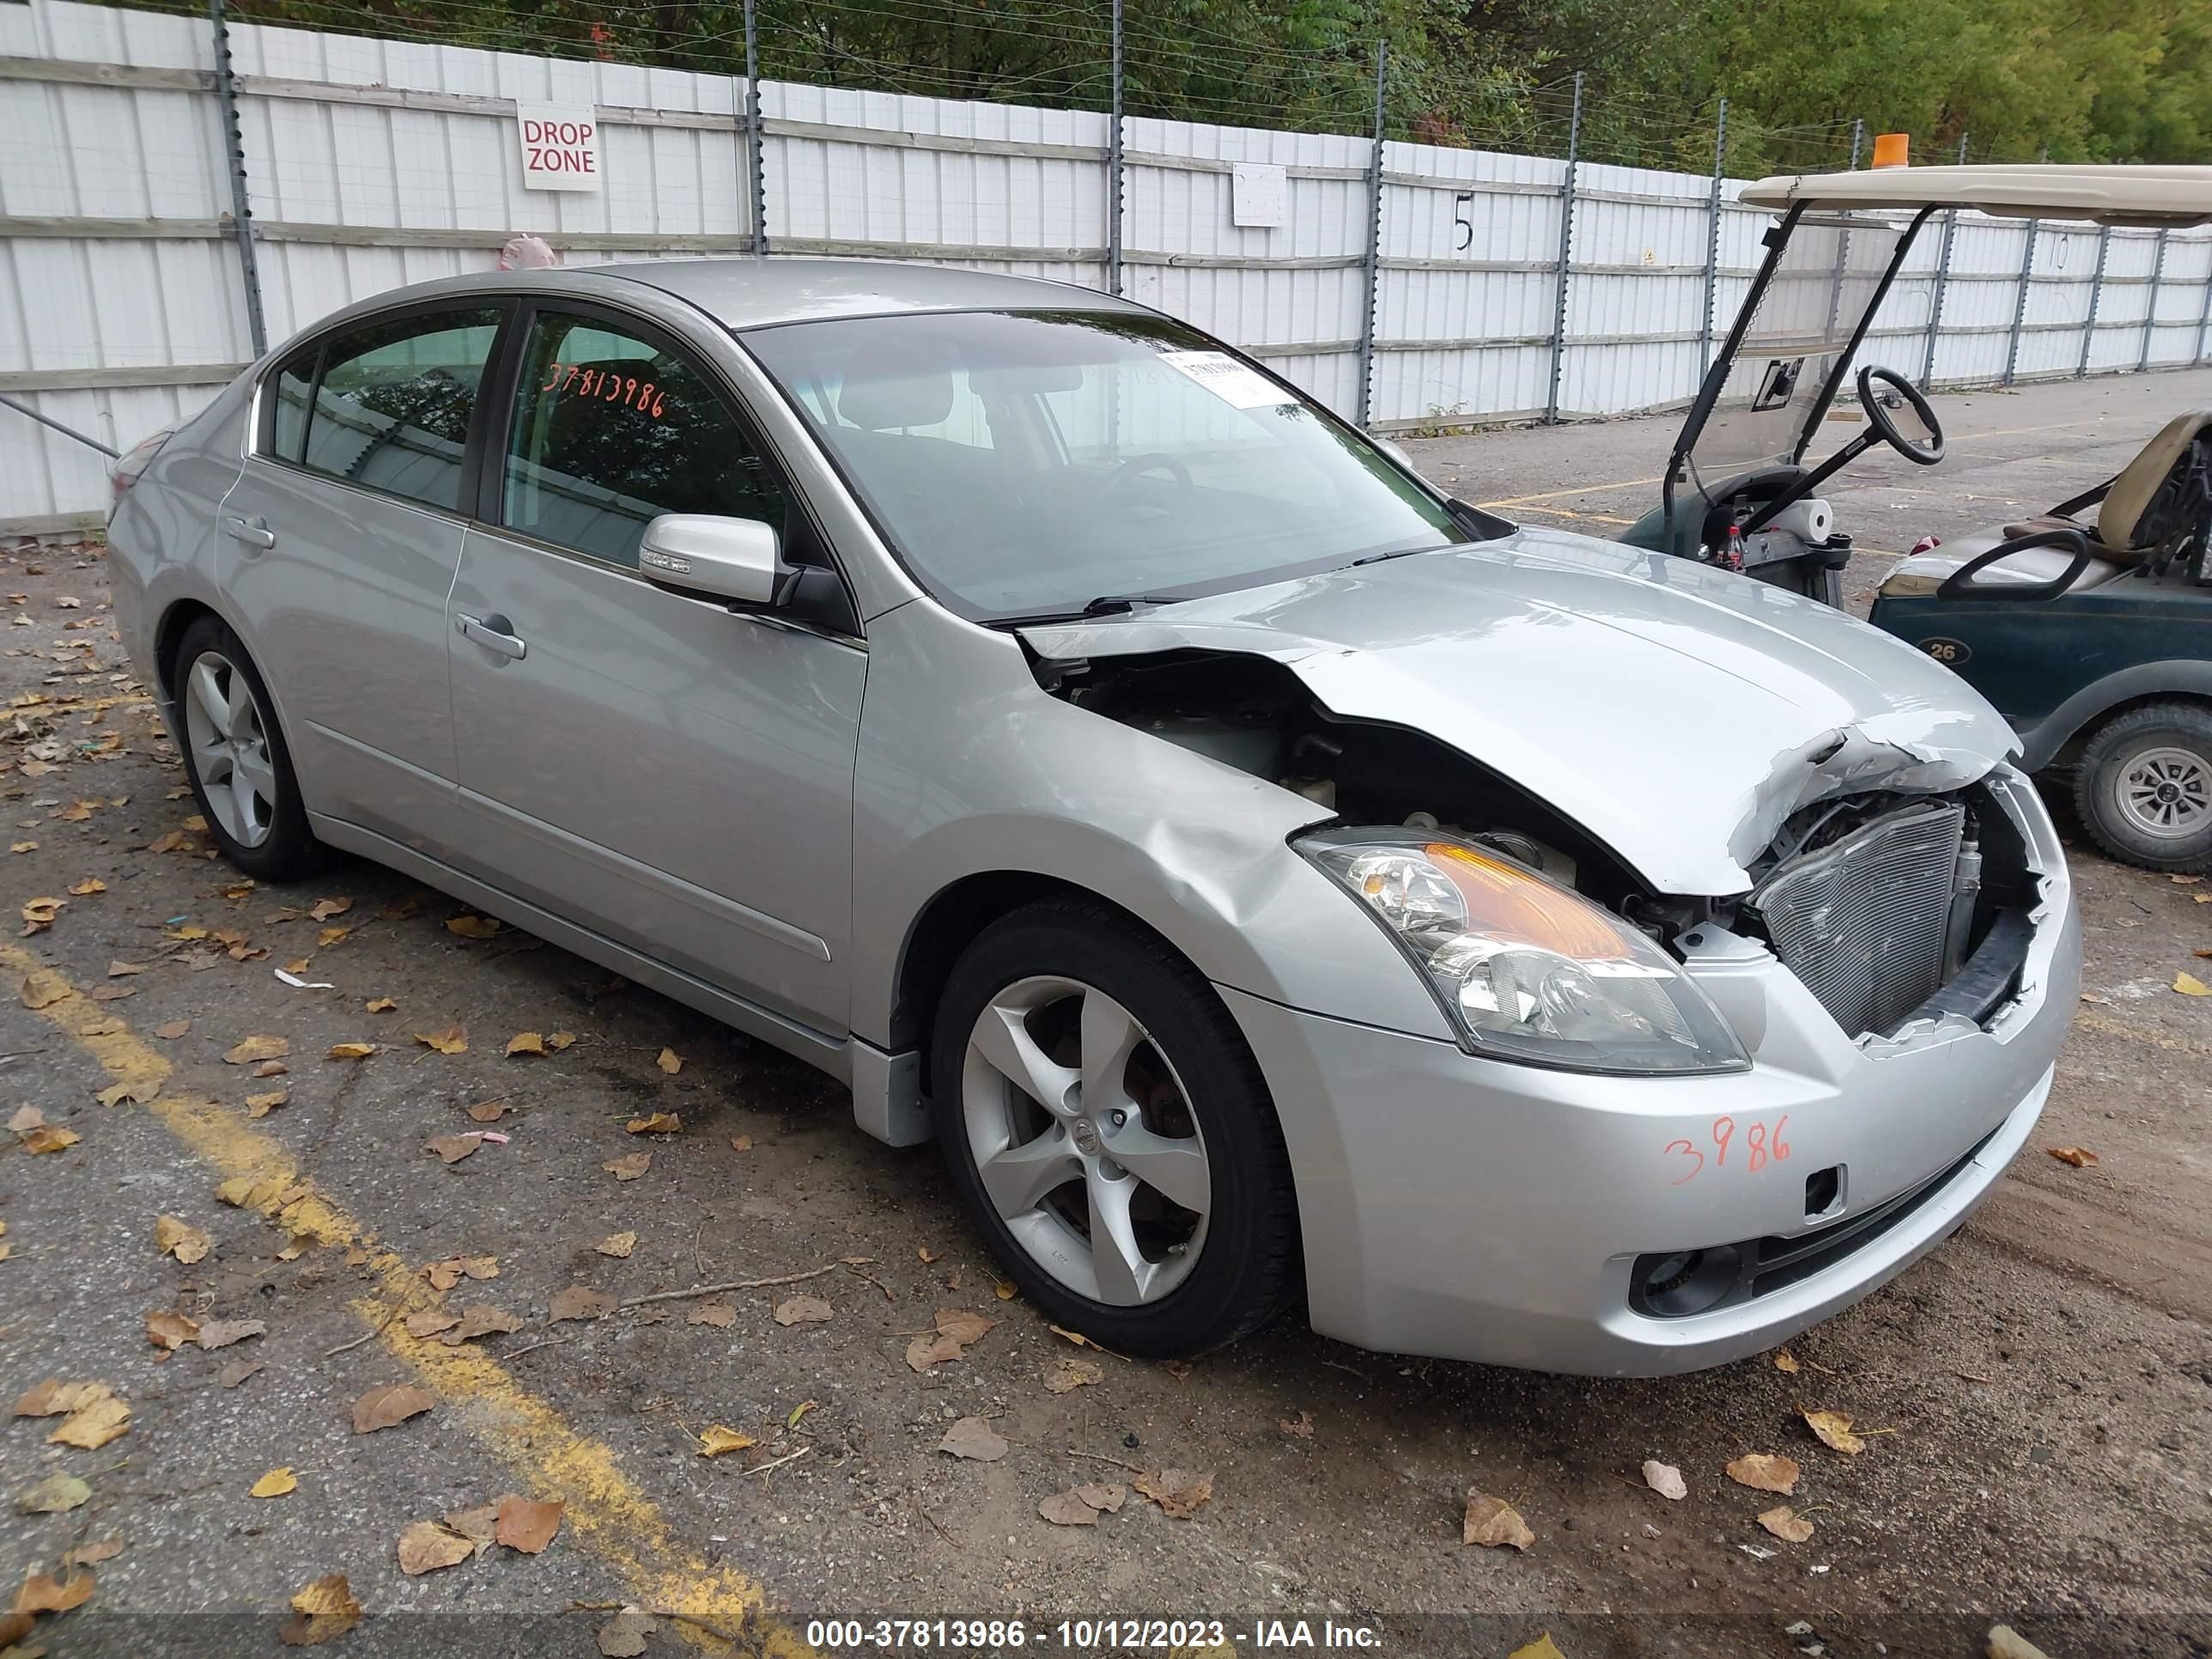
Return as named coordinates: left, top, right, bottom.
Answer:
left=1620, top=164, right=2212, bottom=611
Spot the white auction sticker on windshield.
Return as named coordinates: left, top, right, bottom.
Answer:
left=1156, top=349, right=1296, bottom=409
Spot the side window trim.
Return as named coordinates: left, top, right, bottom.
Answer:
left=253, top=297, right=516, bottom=517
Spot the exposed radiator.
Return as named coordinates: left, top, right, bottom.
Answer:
left=1751, top=799, right=1969, bottom=1037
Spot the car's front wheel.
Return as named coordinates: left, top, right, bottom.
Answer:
left=173, top=615, right=328, bottom=881
left=2074, top=700, right=2212, bottom=873
left=930, top=899, right=1300, bottom=1358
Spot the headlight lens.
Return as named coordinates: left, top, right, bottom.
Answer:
left=1300, top=830, right=1749, bottom=1074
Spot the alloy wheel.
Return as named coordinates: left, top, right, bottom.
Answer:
left=181, top=649, right=277, bottom=849
left=960, top=975, right=1212, bottom=1306
left=2114, top=744, right=2211, bottom=841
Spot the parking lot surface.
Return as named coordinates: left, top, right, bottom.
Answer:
left=3, top=368, right=2209, bottom=1658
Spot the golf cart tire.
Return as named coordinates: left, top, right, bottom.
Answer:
left=2072, top=699, right=2212, bottom=874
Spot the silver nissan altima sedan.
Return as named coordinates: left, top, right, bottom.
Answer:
left=104, top=259, right=2079, bottom=1375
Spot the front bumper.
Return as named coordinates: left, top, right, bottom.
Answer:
left=1226, top=775, right=2081, bottom=1376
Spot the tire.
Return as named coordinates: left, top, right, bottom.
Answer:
left=2072, top=700, right=2212, bottom=873
left=929, top=898, right=1300, bottom=1358
left=171, top=615, right=330, bottom=881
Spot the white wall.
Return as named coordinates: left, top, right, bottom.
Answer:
left=3, top=0, right=2209, bottom=527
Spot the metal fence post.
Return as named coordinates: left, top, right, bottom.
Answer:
left=208, top=0, right=267, bottom=358
left=1698, top=97, right=1727, bottom=377
left=743, top=0, right=766, bottom=256
left=1353, top=42, right=1385, bottom=428
left=1542, top=72, right=1583, bottom=426
left=2076, top=224, right=2111, bottom=378
left=1106, top=0, right=1123, bottom=295
left=2003, top=219, right=2039, bottom=386
left=1847, top=118, right=1863, bottom=170
left=2197, top=245, right=2212, bottom=365
left=2139, top=228, right=2167, bottom=372
left=1919, top=131, right=1967, bottom=388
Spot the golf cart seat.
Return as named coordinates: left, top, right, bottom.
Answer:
left=1880, top=409, right=2212, bottom=599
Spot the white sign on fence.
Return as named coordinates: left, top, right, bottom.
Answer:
left=516, top=104, right=604, bottom=191
left=1231, top=162, right=1287, bottom=228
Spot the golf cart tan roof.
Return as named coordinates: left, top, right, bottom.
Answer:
left=1740, top=164, right=2212, bottom=228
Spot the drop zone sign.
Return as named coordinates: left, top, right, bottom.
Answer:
left=517, top=104, right=603, bottom=191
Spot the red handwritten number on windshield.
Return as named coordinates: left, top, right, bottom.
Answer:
left=538, top=362, right=666, bottom=418
left=1665, top=1115, right=1789, bottom=1184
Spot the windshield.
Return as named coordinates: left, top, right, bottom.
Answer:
left=1686, top=211, right=1914, bottom=487
left=742, top=309, right=1472, bottom=620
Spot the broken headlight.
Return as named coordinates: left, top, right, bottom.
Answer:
left=1298, top=829, right=1749, bottom=1074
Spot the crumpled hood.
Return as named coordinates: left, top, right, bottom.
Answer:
left=1021, top=526, right=2018, bottom=896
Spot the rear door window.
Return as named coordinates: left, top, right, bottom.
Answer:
left=498, top=310, right=786, bottom=568
left=295, top=307, right=503, bottom=513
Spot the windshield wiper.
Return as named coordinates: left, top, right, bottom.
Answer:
left=1349, top=542, right=1455, bottom=567
left=986, top=592, right=1187, bottom=629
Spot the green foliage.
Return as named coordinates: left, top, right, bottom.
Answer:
left=197, top=0, right=2212, bottom=167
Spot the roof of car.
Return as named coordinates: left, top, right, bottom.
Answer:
left=583, top=257, right=1144, bottom=329
left=1739, top=164, right=2212, bottom=227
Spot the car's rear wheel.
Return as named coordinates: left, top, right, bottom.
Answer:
left=173, top=616, right=328, bottom=881
left=2074, top=700, right=2212, bottom=873
left=929, top=899, right=1299, bottom=1358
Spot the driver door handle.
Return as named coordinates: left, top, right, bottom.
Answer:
left=455, top=612, right=527, bottom=661
left=221, top=514, right=276, bottom=550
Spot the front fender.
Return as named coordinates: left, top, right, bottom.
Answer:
left=2017, top=659, right=2212, bottom=770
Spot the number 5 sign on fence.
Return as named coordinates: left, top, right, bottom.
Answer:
left=517, top=104, right=603, bottom=191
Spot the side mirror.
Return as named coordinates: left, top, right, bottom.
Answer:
left=638, top=514, right=790, bottom=606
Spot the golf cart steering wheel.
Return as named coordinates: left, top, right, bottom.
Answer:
left=1857, top=365, right=1945, bottom=465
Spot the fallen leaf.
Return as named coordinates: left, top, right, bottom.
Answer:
left=906, top=1306, right=1000, bottom=1371
left=495, top=1492, right=563, bottom=1553
left=546, top=1030, right=577, bottom=1050
left=21, top=896, right=64, bottom=933
left=423, top=1255, right=499, bottom=1290
left=438, top=1304, right=522, bottom=1346
left=16, top=1471, right=92, bottom=1513
left=505, top=1031, right=546, bottom=1056
left=153, top=1018, right=190, bottom=1039
left=773, top=1293, right=834, bottom=1326
left=1759, top=1504, right=1815, bottom=1542
left=61, top=1537, right=124, bottom=1570
left=96, top=1078, right=155, bottom=1106
left=405, top=1309, right=461, bottom=1339
left=729, top=1134, right=752, bottom=1152
left=445, top=914, right=500, bottom=939
left=550, top=1285, right=615, bottom=1322
left=2175, top=972, right=2211, bottom=997
left=308, top=897, right=353, bottom=921
left=246, top=1090, right=290, bottom=1117
left=466, top=1101, right=508, bottom=1123
left=352, top=1382, right=434, bottom=1433
left=252, top=1059, right=288, bottom=1079
left=787, top=1400, right=819, bottom=1431
left=20, top=969, right=69, bottom=1009
left=595, top=1231, right=637, bottom=1259
left=198, top=1317, right=265, bottom=1350
left=219, top=1358, right=264, bottom=1388
left=599, top=1608, right=659, bottom=1657
left=1038, top=1488, right=1103, bottom=1526
left=366, top=997, right=397, bottom=1012
left=1507, top=1637, right=1567, bottom=1659
left=397, top=1519, right=477, bottom=1576
left=9, top=840, right=33, bottom=853
left=155, top=1215, right=210, bottom=1263
left=1725, top=1452, right=1801, bottom=1495
left=688, top=1300, right=736, bottom=1327
left=415, top=1025, right=467, bottom=1054
left=425, top=1133, right=483, bottom=1165
left=939, top=1416, right=1010, bottom=1462
left=698, top=1425, right=757, bottom=1457
left=2175, top=873, right=2206, bottom=884
left=655, top=1047, right=682, bottom=1074
left=1642, top=1460, right=1688, bottom=1500
left=1135, top=1467, right=1215, bottom=1519
left=107, top=959, right=148, bottom=977
left=325, top=1041, right=376, bottom=1060
left=603, top=1152, right=651, bottom=1181
left=279, top=1573, right=361, bottom=1646
left=1774, top=1350, right=1801, bottom=1375
left=1802, top=1407, right=1869, bottom=1455
left=316, top=925, right=353, bottom=947
left=12, top=1568, right=94, bottom=1616
left=1462, top=1488, right=1534, bottom=1548
left=50, top=1389, right=130, bottom=1449
left=25, top=1122, right=81, bottom=1153
left=1045, top=1358, right=1103, bottom=1395
left=224, top=1034, right=289, bottom=1064
left=7, top=1104, right=42, bottom=1133
left=70, top=877, right=106, bottom=896
left=626, top=1111, right=681, bottom=1135
left=1988, top=1626, right=2057, bottom=1659
left=444, top=1503, right=500, bottom=1555
left=2046, top=1146, right=2100, bottom=1169
left=145, top=1310, right=200, bottom=1352
left=251, top=1467, right=298, bottom=1498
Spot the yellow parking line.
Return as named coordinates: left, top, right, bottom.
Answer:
left=2075, top=1007, right=2212, bottom=1060
left=1, top=943, right=815, bottom=1659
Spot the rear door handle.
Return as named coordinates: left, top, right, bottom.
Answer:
left=454, top=612, right=527, bottom=661
left=221, top=514, right=276, bottom=550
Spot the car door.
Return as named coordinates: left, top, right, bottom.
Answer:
left=216, top=302, right=507, bottom=854
left=447, top=300, right=865, bottom=1031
